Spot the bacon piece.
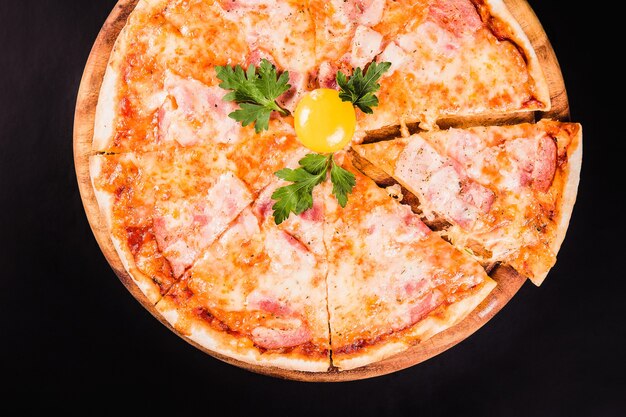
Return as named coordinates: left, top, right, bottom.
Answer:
left=247, top=292, right=293, bottom=316
left=409, top=291, right=444, bottom=326
left=532, top=136, right=557, bottom=192
left=349, top=25, right=383, bottom=69
left=246, top=292, right=312, bottom=349
left=251, top=323, right=312, bottom=349
left=446, top=130, right=484, bottom=167
left=158, top=73, right=241, bottom=147
left=504, top=135, right=558, bottom=192
left=402, top=210, right=433, bottom=237
left=253, top=156, right=326, bottom=256
left=300, top=202, right=323, bottom=223
left=153, top=173, right=252, bottom=277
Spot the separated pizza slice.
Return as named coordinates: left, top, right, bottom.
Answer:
left=309, top=0, right=550, bottom=136
left=323, top=154, right=496, bottom=371
left=156, top=206, right=331, bottom=372
left=94, top=0, right=317, bottom=153
left=353, top=120, right=582, bottom=285
left=90, top=148, right=253, bottom=303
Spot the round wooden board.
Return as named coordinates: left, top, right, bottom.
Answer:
left=74, top=0, right=570, bottom=382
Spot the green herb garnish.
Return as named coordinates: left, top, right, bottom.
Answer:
left=271, top=153, right=356, bottom=225
left=337, top=61, right=391, bottom=114
left=215, top=59, right=290, bottom=133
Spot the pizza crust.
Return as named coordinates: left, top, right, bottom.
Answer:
left=533, top=124, right=583, bottom=285
left=92, top=0, right=165, bottom=152
left=89, top=155, right=164, bottom=304
left=480, top=0, right=551, bottom=111
left=156, top=298, right=331, bottom=373
left=334, top=279, right=497, bottom=371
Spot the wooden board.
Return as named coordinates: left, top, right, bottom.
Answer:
left=74, top=0, right=570, bottom=382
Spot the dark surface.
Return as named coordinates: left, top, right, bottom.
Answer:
left=1, top=0, right=624, bottom=414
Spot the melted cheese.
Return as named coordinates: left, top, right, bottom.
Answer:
left=355, top=121, right=580, bottom=283
left=162, top=208, right=330, bottom=355
left=323, top=163, right=492, bottom=366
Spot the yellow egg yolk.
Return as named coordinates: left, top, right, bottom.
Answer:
left=294, top=89, right=356, bottom=153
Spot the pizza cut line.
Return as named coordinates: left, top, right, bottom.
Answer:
left=87, top=0, right=582, bottom=372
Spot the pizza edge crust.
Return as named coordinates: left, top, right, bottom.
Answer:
left=89, top=155, right=163, bottom=304
left=483, top=0, right=552, bottom=111
left=333, top=278, right=497, bottom=371
left=531, top=123, right=582, bottom=285
left=155, top=297, right=332, bottom=373
left=93, top=0, right=160, bottom=152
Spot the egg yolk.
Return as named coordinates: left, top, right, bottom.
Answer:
left=294, top=89, right=356, bottom=153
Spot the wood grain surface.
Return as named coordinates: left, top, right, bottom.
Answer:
left=74, top=0, right=570, bottom=382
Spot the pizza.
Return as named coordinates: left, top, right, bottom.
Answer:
left=86, top=0, right=582, bottom=373
left=309, top=0, right=550, bottom=134
left=352, top=120, right=582, bottom=285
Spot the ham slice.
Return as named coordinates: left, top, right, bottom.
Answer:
left=396, top=0, right=483, bottom=60
left=427, top=0, right=483, bottom=39
left=396, top=135, right=495, bottom=229
left=219, top=0, right=275, bottom=12
left=253, top=191, right=325, bottom=256
left=277, top=70, right=308, bottom=113
left=158, top=72, right=241, bottom=147
left=246, top=280, right=313, bottom=350
left=408, top=291, right=444, bottom=327
left=447, top=129, right=558, bottom=193
left=532, top=136, right=558, bottom=192
left=153, top=173, right=252, bottom=277
left=317, top=61, right=339, bottom=89
left=504, top=136, right=558, bottom=192
left=343, top=0, right=386, bottom=27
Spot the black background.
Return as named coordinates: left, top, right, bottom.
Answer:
left=1, top=1, right=624, bottom=414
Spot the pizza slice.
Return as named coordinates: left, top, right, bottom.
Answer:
left=93, top=0, right=249, bottom=153
left=323, top=154, right=496, bottom=370
left=309, top=0, right=550, bottom=136
left=156, top=206, right=331, bottom=372
left=90, top=148, right=253, bottom=303
left=353, top=120, right=582, bottom=285
left=94, top=0, right=317, bottom=154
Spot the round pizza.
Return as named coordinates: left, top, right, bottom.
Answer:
left=88, top=0, right=582, bottom=373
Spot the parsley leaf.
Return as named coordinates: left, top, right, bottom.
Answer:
left=337, top=61, right=391, bottom=114
left=216, top=59, right=290, bottom=132
left=330, top=162, right=357, bottom=208
left=271, top=153, right=356, bottom=225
